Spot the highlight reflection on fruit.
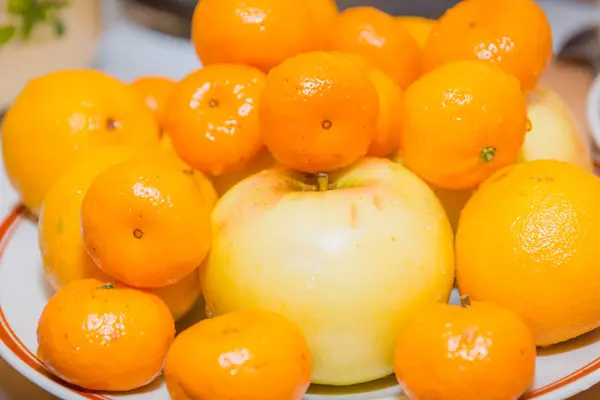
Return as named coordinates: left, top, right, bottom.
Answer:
left=202, top=157, right=455, bottom=385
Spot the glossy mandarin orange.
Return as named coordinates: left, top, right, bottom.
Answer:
left=366, top=66, right=403, bottom=157
left=456, top=160, right=600, bottom=346
left=326, top=7, right=422, bottom=90
left=37, top=279, right=175, bottom=391
left=130, top=76, right=176, bottom=129
left=260, top=51, right=379, bottom=173
left=164, top=310, right=311, bottom=400
left=81, top=159, right=212, bottom=288
left=400, top=60, right=528, bottom=190
left=1, top=69, right=160, bottom=215
left=38, top=147, right=211, bottom=321
left=397, top=16, right=436, bottom=48
left=394, top=298, right=536, bottom=400
left=423, top=0, right=553, bottom=93
left=38, top=145, right=157, bottom=291
left=163, top=64, right=266, bottom=176
left=191, top=0, right=314, bottom=72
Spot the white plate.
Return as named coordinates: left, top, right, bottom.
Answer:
left=1, top=150, right=600, bottom=400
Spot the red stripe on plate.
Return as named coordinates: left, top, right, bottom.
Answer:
left=0, top=205, right=108, bottom=400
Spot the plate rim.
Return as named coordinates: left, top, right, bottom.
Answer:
left=0, top=206, right=600, bottom=400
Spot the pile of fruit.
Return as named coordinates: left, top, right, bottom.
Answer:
left=1, top=0, right=600, bottom=399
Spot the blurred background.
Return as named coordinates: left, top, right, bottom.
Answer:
left=2, top=0, right=600, bottom=141
left=1, top=0, right=600, bottom=111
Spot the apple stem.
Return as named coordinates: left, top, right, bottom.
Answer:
left=460, top=295, right=471, bottom=308
left=316, top=172, right=329, bottom=191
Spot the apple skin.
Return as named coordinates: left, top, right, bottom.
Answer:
left=201, top=157, right=455, bottom=386
left=520, top=85, right=593, bottom=171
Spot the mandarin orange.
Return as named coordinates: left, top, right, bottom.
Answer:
left=457, top=160, right=600, bottom=346
left=400, top=60, right=527, bottom=190
left=260, top=51, right=379, bottom=173
left=366, top=66, right=403, bottom=157
left=39, top=146, right=158, bottom=291
left=130, top=76, right=175, bottom=129
left=326, top=7, right=421, bottom=90
left=164, top=310, right=311, bottom=400
left=191, top=0, right=314, bottom=72
left=306, top=0, right=339, bottom=48
left=37, top=279, right=175, bottom=391
left=164, top=64, right=266, bottom=176
left=81, top=159, right=212, bottom=288
left=1, top=69, right=159, bottom=215
left=394, top=298, right=536, bottom=400
left=423, top=0, right=552, bottom=93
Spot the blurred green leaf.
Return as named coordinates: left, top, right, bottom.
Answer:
left=52, top=19, right=64, bottom=36
left=7, top=0, right=34, bottom=14
left=6, top=0, right=71, bottom=41
left=19, top=6, right=43, bottom=40
left=0, top=25, right=16, bottom=46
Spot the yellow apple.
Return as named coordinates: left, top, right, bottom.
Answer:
left=202, top=157, right=455, bottom=385
left=520, top=85, right=593, bottom=171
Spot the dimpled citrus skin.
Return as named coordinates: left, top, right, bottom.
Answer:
left=1, top=69, right=160, bottom=215
left=394, top=301, right=536, bottom=400
left=326, top=7, right=421, bottom=91
left=400, top=60, right=527, bottom=190
left=37, top=279, right=175, bottom=391
left=163, top=64, right=266, bottom=176
left=191, top=0, right=314, bottom=72
left=423, top=0, right=552, bottom=93
left=259, top=51, right=379, bottom=173
left=456, top=160, right=600, bottom=346
left=81, top=159, right=212, bottom=288
left=164, top=310, right=311, bottom=400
